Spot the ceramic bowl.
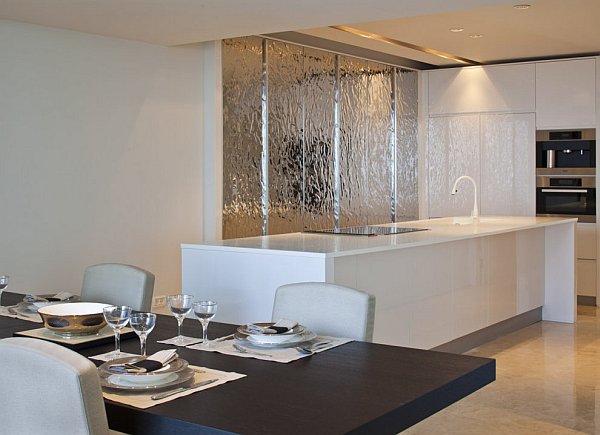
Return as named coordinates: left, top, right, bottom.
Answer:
left=38, top=302, right=109, bottom=336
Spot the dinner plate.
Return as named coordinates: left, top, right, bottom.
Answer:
left=235, top=330, right=317, bottom=348
left=100, top=367, right=195, bottom=391
left=237, top=322, right=305, bottom=337
left=98, top=355, right=188, bottom=378
left=108, top=372, right=179, bottom=387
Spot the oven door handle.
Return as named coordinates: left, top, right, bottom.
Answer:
left=541, top=189, right=589, bottom=193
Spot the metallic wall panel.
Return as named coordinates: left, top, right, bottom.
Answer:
left=396, top=69, right=419, bottom=221
left=222, top=37, right=419, bottom=238
left=302, top=47, right=336, bottom=231
left=338, top=56, right=369, bottom=227
left=222, top=37, right=263, bottom=239
left=366, top=61, right=394, bottom=226
left=267, top=40, right=304, bottom=235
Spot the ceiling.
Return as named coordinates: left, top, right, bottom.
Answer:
left=0, top=0, right=598, bottom=68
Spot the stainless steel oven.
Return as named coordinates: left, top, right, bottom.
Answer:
left=536, top=169, right=596, bottom=222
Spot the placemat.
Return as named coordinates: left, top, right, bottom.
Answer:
left=102, top=365, right=246, bottom=409
left=15, top=326, right=136, bottom=350
left=187, top=336, right=352, bottom=363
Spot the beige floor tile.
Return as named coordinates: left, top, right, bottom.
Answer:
left=403, top=306, right=600, bottom=434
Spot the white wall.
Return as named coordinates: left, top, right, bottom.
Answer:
left=0, top=21, right=205, bottom=299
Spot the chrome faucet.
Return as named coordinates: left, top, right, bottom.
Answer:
left=451, top=175, right=479, bottom=219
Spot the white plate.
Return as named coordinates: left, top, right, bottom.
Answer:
left=100, top=367, right=195, bottom=391
left=236, top=330, right=317, bottom=348
left=247, top=333, right=299, bottom=345
left=109, top=372, right=178, bottom=387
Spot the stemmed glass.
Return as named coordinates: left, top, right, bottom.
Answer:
left=130, top=312, right=157, bottom=356
left=193, top=301, right=217, bottom=347
left=167, top=294, right=194, bottom=346
left=0, top=275, right=8, bottom=303
left=102, top=305, right=132, bottom=360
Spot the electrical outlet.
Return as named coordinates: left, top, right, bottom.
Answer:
left=153, top=296, right=167, bottom=307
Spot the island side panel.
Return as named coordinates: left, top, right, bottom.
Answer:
left=182, top=247, right=328, bottom=324
left=542, top=222, right=576, bottom=323
left=330, top=230, right=548, bottom=349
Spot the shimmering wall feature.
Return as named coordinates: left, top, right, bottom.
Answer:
left=222, top=37, right=263, bottom=239
left=267, top=40, right=304, bottom=235
left=396, top=69, right=419, bottom=221
left=302, top=48, right=336, bottom=231
left=222, top=37, right=419, bottom=238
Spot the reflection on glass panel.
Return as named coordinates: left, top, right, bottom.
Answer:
left=302, top=47, right=336, bottom=231
left=367, top=61, right=394, bottom=225
left=396, top=69, right=419, bottom=221
left=222, top=37, right=263, bottom=239
left=267, top=41, right=304, bottom=235
left=428, top=115, right=480, bottom=218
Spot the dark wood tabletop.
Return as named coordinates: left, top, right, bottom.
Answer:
left=0, top=291, right=495, bottom=434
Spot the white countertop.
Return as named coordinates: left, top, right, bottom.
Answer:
left=182, top=216, right=577, bottom=258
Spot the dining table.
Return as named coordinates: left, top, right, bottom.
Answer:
left=0, top=291, right=495, bottom=434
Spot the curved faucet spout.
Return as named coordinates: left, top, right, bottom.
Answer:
left=450, top=175, right=479, bottom=219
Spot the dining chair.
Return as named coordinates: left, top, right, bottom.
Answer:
left=272, top=282, right=376, bottom=341
left=0, top=337, right=125, bottom=435
left=81, top=263, right=155, bottom=312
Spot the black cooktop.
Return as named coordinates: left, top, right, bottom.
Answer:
left=304, top=225, right=429, bottom=236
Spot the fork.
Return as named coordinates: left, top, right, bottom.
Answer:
left=232, top=343, right=273, bottom=357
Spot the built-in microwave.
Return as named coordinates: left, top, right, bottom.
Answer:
left=536, top=170, right=596, bottom=222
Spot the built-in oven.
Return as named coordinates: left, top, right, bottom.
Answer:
left=536, top=169, right=596, bottom=222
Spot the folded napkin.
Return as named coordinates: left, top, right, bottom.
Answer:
left=109, top=350, right=178, bottom=374
left=24, top=291, right=75, bottom=303
left=246, top=319, right=298, bottom=335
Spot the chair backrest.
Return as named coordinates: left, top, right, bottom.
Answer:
left=272, top=282, right=376, bottom=341
left=81, top=263, right=155, bottom=312
left=0, top=337, right=110, bottom=435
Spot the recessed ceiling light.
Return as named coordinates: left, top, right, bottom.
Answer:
left=469, top=34, right=484, bottom=39
left=449, top=27, right=464, bottom=33
left=513, top=4, right=531, bottom=9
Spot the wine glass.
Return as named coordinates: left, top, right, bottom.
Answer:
left=193, top=301, right=217, bottom=347
left=130, top=312, right=156, bottom=356
left=0, top=275, right=8, bottom=290
left=102, top=305, right=132, bottom=360
left=167, top=294, right=194, bottom=345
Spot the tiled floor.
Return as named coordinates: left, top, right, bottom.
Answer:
left=404, top=305, right=600, bottom=434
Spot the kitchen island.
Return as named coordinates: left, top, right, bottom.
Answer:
left=182, top=216, right=576, bottom=350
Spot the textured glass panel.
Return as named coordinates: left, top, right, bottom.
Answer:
left=267, top=41, right=304, bottom=235
left=338, top=56, right=369, bottom=227
left=480, top=113, right=535, bottom=216
left=366, top=62, right=394, bottom=225
left=302, top=47, right=336, bottom=231
left=396, top=69, right=419, bottom=221
left=222, top=37, right=263, bottom=239
left=428, top=115, right=480, bottom=217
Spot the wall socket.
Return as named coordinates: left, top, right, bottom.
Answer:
left=152, top=296, right=167, bottom=307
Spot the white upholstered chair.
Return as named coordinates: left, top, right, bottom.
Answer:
left=81, top=263, right=155, bottom=312
left=0, top=337, right=123, bottom=435
left=272, top=282, right=376, bottom=341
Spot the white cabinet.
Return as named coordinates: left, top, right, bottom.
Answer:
left=535, top=58, right=596, bottom=129
left=427, top=113, right=535, bottom=218
left=428, top=64, right=535, bottom=115
left=480, top=113, right=536, bottom=216
left=427, top=115, right=480, bottom=217
left=576, top=223, right=597, bottom=298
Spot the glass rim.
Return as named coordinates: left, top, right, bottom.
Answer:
left=192, top=300, right=217, bottom=306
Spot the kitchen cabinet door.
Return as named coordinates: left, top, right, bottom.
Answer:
left=480, top=113, right=536, bottom=216
left=427, top=115, right=480, bottom=218
left=428, top=64, right=535, bottom=115
left=536, top=58, right=596, bottom=129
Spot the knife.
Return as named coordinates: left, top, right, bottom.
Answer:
left=151, top=378, right=218, bottom=400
